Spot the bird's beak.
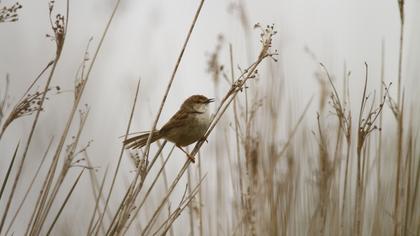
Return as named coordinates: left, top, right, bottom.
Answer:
left=207, top=98, right=215, bottom=103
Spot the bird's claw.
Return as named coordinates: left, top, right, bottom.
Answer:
left=187, top=154, right=196, bottom=163
left=176, top=145, right=196, bottom=163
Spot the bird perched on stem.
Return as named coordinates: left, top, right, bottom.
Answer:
left=124, top=95, right=214, bottom=163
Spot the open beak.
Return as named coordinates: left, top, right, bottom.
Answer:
left=207, top=98, right=215, bottom=103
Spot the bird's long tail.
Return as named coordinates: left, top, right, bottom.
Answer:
left=123, top=131, right=162, bottom=149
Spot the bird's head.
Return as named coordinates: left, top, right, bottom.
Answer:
left=181, top=95, right=214, bottom=113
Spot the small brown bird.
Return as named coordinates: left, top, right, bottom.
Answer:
left=124, top=95, right=214, bottom=163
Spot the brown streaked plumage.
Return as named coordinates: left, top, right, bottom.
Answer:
left=123, top=95, right=214, bottom=162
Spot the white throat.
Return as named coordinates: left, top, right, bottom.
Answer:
left=194, top=103, right=209, bottom=114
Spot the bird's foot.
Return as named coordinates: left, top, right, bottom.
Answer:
left=176, top=146, right=196, bottom=163
left=186, top=153, right=196, bottom=163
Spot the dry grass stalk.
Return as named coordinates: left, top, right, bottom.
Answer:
left=105, top=142, right=163, bottom=234
left=85, top=152, right=113, bottom=224
left=354, top=63, right=389, bottom=236
left=402, top=113, right=413, bottom=236
left=314, top=114, right=334, bottom=236
left=197, top=151, right=204, bottom=236
left=105, top=142, right=167, bottom=235
left=394, top=1, right=405, bottom=234
left=31, top=107, right=91, bottom=234
left=0, top=75, right=10, bottom=129
left=153, top=175, right=207, bottom=236
left=1, top=1, right=69, bottom=234
left=0, top=61, right=61, bottom=227
left=46, top=168, right=85, bottom=235
left=0, top=142, right=20, bottom=232
left=120, top=144, right=175, bottom=235
left=242, top=100, right=263, bottom=236
left=207, top=35, right=227, bottom=234
left=15, top=0, right=119, bottom=233
left=0, top=140, right=18, bottom=202
left=87, top=166, right=110, bottom=235
left=227, top=43, right=247, bottom=236
left=35, top=3, right=117, bottom=231
left=393, top=92, right=404, bottom=236
left=156, top=140, right=175, bottom=236
left=372, top=39, right=386, bottom=236
left=0, top=60, right=55, bottom=139
left=34, top=0, right=121, bottom=233
left=95, top=79, right=141, bottom=236
left=320, top=64, right=352, bottom=234
left=1, top=86, right=60, bottom=139
left=268, top=97, right=312, bottom=177
left=4, top=137, right=54, bottom=235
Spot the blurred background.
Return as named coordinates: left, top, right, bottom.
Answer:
left=0, top=0, right=419, bottom=235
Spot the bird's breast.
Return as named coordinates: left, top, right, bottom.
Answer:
left=189, top=111, right=210, bottom=139
left=176, top=111, right=210, bottom=146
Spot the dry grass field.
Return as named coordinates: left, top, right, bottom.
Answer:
left=0, top=0, right=419, bottom=235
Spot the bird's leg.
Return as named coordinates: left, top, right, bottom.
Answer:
left=176, top=145, right=196, bottom=163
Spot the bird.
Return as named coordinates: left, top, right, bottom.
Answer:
left=123, top=95, right=214, bottom=163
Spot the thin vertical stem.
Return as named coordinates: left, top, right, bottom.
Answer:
left=46, top=169, right=85, bottom=236
left=95, top=78, right=140, bottom=235
left=0, top=143, right=20, bottom=232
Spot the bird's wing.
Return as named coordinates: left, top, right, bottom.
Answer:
left=159, top=110, right=192, bottom=134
